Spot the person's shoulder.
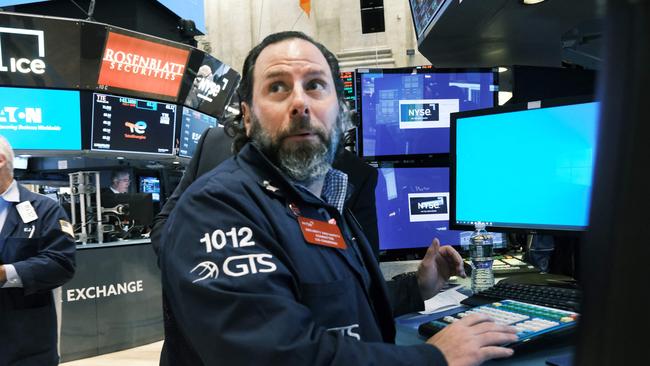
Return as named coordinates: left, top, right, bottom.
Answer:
left=18, top=185, right=62, bottom=211
left=185, top=155, right=255, bottom=198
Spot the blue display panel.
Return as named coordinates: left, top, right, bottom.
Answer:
left=178, top=106, right=217, bottom=158
left=376, top=166, right=505, bottom=251
left=453, top=100, right=600, bottom=232
left=0, top=86, right=81, bottom=150
left=139, top=176, right=160, bottom=202
left=90, top=92, right=177, bottom=156
left=358, top=69, right=496, bottom=160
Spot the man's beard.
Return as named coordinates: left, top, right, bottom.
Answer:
left=249, top=112, right=342, bottom=185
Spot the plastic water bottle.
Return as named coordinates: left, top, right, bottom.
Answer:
left=469, top=222, right=494, bottom=293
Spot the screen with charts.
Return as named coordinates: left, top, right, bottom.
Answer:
left=452, top=98, right=600, bottom=232
left=91, top=93, right=177, bottom=155
left=139, top=176, right=161, bottom=202
left=178, top=107, right=218, bottom=158
left=0, top=86, right=81, bottom=150
left=358, top=68, right=496, bottom=160
left=376, top=165, right=505, bottom=254
left=340, top=71, right=356, bottom=111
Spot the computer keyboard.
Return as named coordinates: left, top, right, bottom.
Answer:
left=418, top=300, right=579, bottom=348
left=461, top=281, right=581, bottom=312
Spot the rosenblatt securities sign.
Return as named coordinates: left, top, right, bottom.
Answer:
left=97, top=31, right=190, bottom=99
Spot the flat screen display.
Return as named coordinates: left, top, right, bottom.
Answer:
left=96, top=31, right=191, bottom=101
left=358, top=68, right=496, bottom=160
left=409, top=0, right=446, bottom=39
left=139, top=176, right=160, bottom=202
left=178, top=106, right=217, bottom=158
left=376, top=166, right=505, bottom=252
left=452, top=98, right=600, bottom=232
left=340, top=71, right=356, bottom=111
left=0, top=86, right=81, bottom=150
left=91, top=92, right=176, bottom=155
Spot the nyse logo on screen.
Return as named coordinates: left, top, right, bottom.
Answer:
left=407, top=192, right=450, bottom=222
left=0, top=27, right=46, bottom=75
left=124, top=121, right=147, bottom=140
left=0, top=106, right=42, bottom=123
left=399, top=99, right=460, bottom=129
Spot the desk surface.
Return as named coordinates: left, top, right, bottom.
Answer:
left=394, top=277, right=576, bottom=365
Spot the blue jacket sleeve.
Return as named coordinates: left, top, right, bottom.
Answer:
left=161, top=183, right=446, bottom=366
left=12, top=201, right=76, bottom=295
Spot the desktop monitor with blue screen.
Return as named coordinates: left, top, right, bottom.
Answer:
left=178, top=107, right=218, bottom=158
left=376, top=165, right=505, bottom=260
left=0, top=86, right=81, bottom=150
left=139, top=176, right=161, bottom=202
left=451, top=97, right=600, bottom=233
left=357, top=67, right=497, bottom=161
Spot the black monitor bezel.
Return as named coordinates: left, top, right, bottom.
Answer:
left=449, top=95, right=598, bottom=235
left=89, top=91, right=178, bottom=157
left=355, top=66, right=498, bottom=163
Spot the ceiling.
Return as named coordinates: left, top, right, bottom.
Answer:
left=417, top=0, right=604, bottom=68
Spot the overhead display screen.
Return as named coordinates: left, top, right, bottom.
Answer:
left=178, top=107, right=217, bottom=158
left=409, top=0, right=446, bottom=39
left=0, top=86, right=81, bottom=150
left=96, top=31, right=191, bottom=101
left=0, top=12, right=81, bottom=88
left=91, top=92, right=176, bottom=155
left=180, top=52, right=240, bottom=118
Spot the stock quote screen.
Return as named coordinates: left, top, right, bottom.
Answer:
left=91, top=93, right=177, bottom=155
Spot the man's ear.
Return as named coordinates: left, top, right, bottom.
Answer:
left=241, top=102, right=252, bottom=137
left=0, top=154, right=6, bottom=171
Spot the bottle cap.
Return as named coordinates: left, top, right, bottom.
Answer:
left=475, top=222, right=486, bottom=230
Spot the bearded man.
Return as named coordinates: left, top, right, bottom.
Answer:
left=159, top=31, right=517, bottom=366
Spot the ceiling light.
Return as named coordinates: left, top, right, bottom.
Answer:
left=521, top=0, right=546, bottom=4
left=498, top=67, right=509, bottom=73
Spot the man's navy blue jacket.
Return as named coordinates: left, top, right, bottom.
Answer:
left=161, top=144, right=446, bottom=365
left=0, top=184, right=76, bottom=366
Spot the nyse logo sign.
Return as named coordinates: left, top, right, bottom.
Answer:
left=399, top=99, right=459, bottom=129
left=408, top=192, right=450, bottom=222
left=0, top=27, right=46, bottom=74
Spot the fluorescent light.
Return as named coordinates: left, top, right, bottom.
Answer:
left=498, top=67, right=509, bottom=73
left=521, top=0, right=546, bottom=4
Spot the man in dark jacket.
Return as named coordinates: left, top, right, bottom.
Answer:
left=0, top=136, right=76, bottom=366
left=159, top=31, right=517, bottom=366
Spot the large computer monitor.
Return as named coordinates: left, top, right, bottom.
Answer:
left=408, top=0, right=447, bottom=40
left=451, top=97, right=600, bottom=233
left=357, top=67, right=497, bottom=161
left=376, top=164, right=506, bottom=260
left=178, top=106, right=218, bottom=158
left=0, top=86, right=82, bottom=151
left=90, top=92, right=177, bottom=156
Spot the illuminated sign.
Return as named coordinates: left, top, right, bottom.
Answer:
left=0, top=26, right=46, bottom=75
left=97, top=32, right=190, bottom=98
left=0, top=86, right=81, bottom=150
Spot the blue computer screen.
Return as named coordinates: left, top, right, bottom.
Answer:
left=139, top=176, right=160, bottom=202
left=0, top=87, right=81, bottom=150
left=178, top=107, right=217, bottom=158
left=376, top=166, right=505, bottom=251
left=454, top=101, right=600, bottom=231
left=359, top=69, right=496, bottom=159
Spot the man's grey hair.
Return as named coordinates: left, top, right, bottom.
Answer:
left=0, top=135, right=14, bottom=177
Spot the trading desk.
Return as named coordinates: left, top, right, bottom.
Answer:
left=394, top=276, right=575, bottom=365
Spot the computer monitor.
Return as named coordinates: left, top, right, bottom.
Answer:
left=376, top=164, right=506, bottom=260
left=408, top=0, right=447, bottom=40
left=101, top=192, right=154, bottom=229
left=0, top=86, right=82, bottom=151
left=90, top=92, right=177, bottom=156
left=178, top=106, right=218, bottom=158
left=138, top=176, right=161, bottom=202
left=339, top=71, right=356, bottom=111
left=357, top=67, right=497, bottom=161
left=451, top=96, right=600, bottom=233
